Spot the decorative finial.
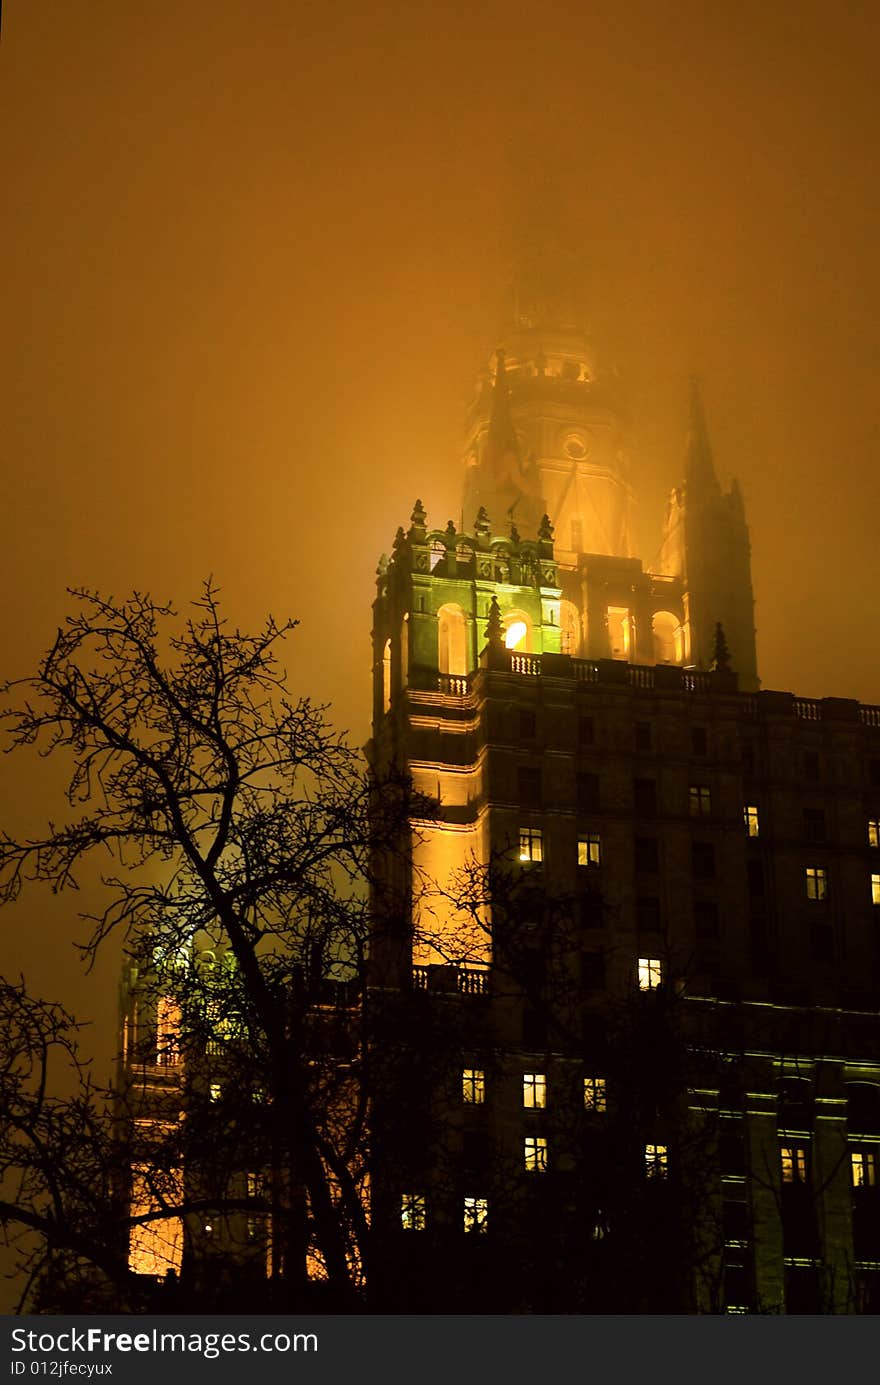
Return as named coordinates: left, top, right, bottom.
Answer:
left=410, top=499, right=427, bottom=529
left=710, top=621, right=732, bottom=673
left=484, top=595, right=503, bottom=648
left=475, top=506, right=491, bottom=539
left=538, top=513, right=554, bottom=543
left=392, top=526, right=406, bottom=551
left=509, top=520, right=521, bottom=545
left=444, top=519, right=457, bottom=541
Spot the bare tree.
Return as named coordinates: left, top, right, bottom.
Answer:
left=0, top=582, right=411, bottom=1310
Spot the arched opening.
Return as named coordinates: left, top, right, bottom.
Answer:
left=607, top=607, right=632, bottom=661
left=503, top=610, right=532, bottom=652
left=652, top=610, right=680, bottom=665
left=560, top=600, right=580, bottom=656
left=438, top=604, right=467, bottom=676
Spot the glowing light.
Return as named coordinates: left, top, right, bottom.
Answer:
left=505, top=620, right=528, bottom=650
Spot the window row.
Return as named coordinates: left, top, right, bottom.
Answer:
left=461, top=1069, right=607, bottom=1112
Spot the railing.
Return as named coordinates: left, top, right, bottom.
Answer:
left=794, top=698, right=821, bottom=721
left=412, top=966, right=429, bottom=990
left=861, top=705, right=880, bottom=728
left=628, top=665, right=655, bottom=690
left=436, top=674, right=470, bottom=697
left=510, top=654, right=541, bottom=676
left=682, top=671, right=712, bottom=694
left=573, top=660, right=600, bottom=683
left=410, top=963, right=489, bottom=995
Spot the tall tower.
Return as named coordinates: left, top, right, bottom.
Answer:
left=462, top=243, right=633, bottom=566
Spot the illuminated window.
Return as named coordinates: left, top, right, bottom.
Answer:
left=577, top=833, right=601, bottom=868
left=524, top=1136, right=548, bottom=1172
left=504, top=614, right=531, bottom=651
left=743, top=805, right=760, bottom=837
left=690, top=785, right=711, bottom=817
left=209, top=1082, right=222, bottom=1102
left=382, top=639, right=391, bottom=714
left=401, top=1193, right=426, bottom=1231
left=638, top=957, right=663, bottom=991
left=438, top=603, right=468, bottom=677
left=872, top=873, right=880, bottom=906
left=584, top=1076, right=607, bottom=1112
left=805, top=867, right=827, bottom=901
left=869, top=819, right=880, bottom=848
left=463, top=1196, right=488, bottom=1234
left=560, top=600, right=579, bottom=656
left=780, top=1145, right=808, bottom=1184
left=652, top=611, right=679, bottom=664
left=852, top=1150, right=878, bottom=1188
left=155, top=996, right=181, bottom=1066
left=462, top=1068, right=485, bottom=1104
left=607, top=607, right=632, bottom=661
left=518, top=827, right=543, bottom=864
left=645, top=1144, right=668, bottom=1179
left=523, top=1073, right=547, bottom=1109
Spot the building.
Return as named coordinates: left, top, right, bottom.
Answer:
left=366, top=271, right=880, bottom=1312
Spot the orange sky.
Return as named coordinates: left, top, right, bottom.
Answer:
left=1, top=1, right=879, bottom=1063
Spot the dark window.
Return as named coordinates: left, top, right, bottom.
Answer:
left=579, top=716, right=595, bottom=746
left=692, top=842, right=716, bottom=878
left=691, top=726, right=708, bottom=756
left=636, top=896, right=661, bottom=932
left=785, top=1266, right=822, bottom=1314
left=519, top=948, right=546, bottom=994
left=804, top=808, right=826, bottom=842
left=722, top=1200, right=750, bottom=1243
left=741, top=741, right=755, bottom=774
left=635, top=836, right=659, bottom=874
left=747, top=859, right=765, bottom=897
left=848, top=1084, right=880, bottom=1135
left=718, top=1130, right=746, bottom=1176
left=518, top=708, right=536, bottom=740
left=517, top=767, right=542, bottom=806
left=695, top=900, right=719, bottom=938
left=871, top=758, right=880, bottom=787
left=804, top=751, right=820, bottom=782
left=579, top=895, right=603, bottom=930
left=724, top=1257, right=753, bottom=1312
left=577, top=772, right=600, bottom=814
left=749, top=915, right=768, bottom=962
left=582, top=952, right=606, bottom=993
left=634, top=778, right=657, bottom=818
left=635, top=721, right=652, bottom=753
left=779, top=1079, right=813, bottom=1132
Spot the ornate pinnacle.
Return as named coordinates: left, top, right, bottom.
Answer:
left=474, top=506, right=491, bottom=539
left=484, top=594, right=504, bottom=648
left=410, top=499, right=427, bottom=529
left=538, top=513, right=555, bottom=543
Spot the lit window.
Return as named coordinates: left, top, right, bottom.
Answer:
left=523, top=1073, right=547, bottom=1109
left=869, top=819, right=880, bottom=849
left=463, top=1196, right=488, bottom=1234
left=805, top=867, right=827, bottom=901
left=780, top=1145, right=808, bottom=1183
left=462, top=1068, right=485, bottom=1104
left=401, top=1193, right=426, bottom=1231
left=645, top=1144, right=668, bottom=1179
left=577, top=833, right=601, bottom=868
left=584, top=1076, right=607, bottom=1112
left=743, top=805, right=760, bottom=837
left=638, top=957, right=663, bottom=991
left=851, top=1150, right=878, bottom=1188
left=209, top=1082, right=222, bottom=1102
left=524, top=1136, right=548, bottom=1172
left=505, top=620, right=528, bottom=651
left=872, top=874, right=880, bottom=906
left=518, top=827, right=543, bottom=863
left=690, top=785, right=711, bottom=817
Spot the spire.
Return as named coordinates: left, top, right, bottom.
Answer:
left=684, top=376, right=721, bottom=497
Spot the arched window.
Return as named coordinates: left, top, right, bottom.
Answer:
left=560, top=600, right=580, bottom=656
left=382, top=639, right=391, bottom=713
left=652, top=610, right=681, bottom=665
left=503, top=610, right=532, bottom=652
left=438, top=604, right=467, bottom=676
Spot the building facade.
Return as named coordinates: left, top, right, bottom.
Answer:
left=366, top=282, right=880, bottom=1312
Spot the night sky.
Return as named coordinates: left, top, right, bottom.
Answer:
left=1, top=2, right=879, bottom=1071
